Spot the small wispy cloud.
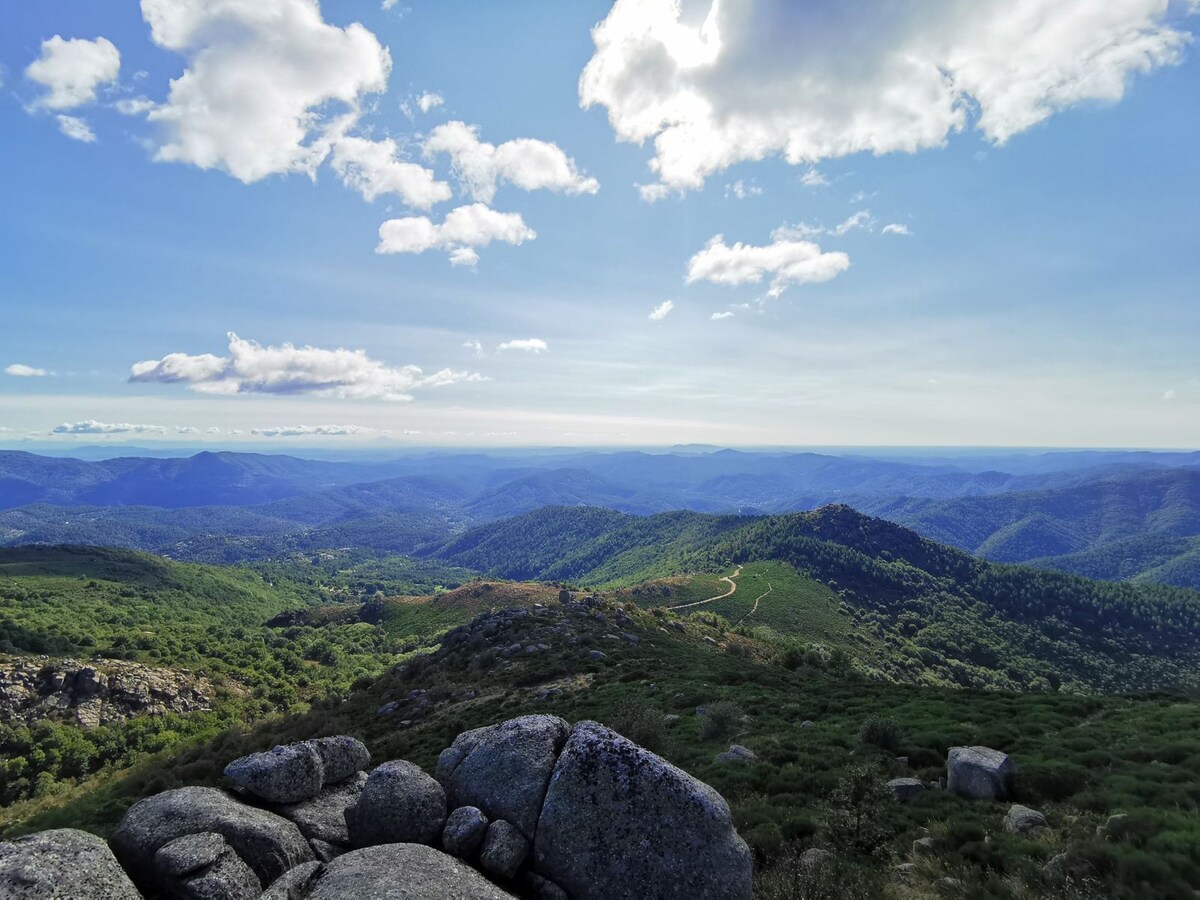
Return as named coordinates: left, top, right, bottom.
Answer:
left=800, top=168, right=828, bottom=187
left=724, top=179, right=762, bottom=200
left=882, top=223, right=911, bottom=236
left=649, top=300, right=675, bottom=321
left=250, top=424, right=374, bottom=437
left=496, top=338, right=548, bottom=353
left=5, top=364, right=50, bottom=377
left=711, top=311, right=734, bottom=321
left=52, top=420, right=168, bottom=435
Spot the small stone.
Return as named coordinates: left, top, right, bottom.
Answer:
left=912, top=836, right=937, bottom=857
left=588, top=650, right=607, bottom=661
left=887, top=777, right=926, bottom=803
left=800, top=848, right=832, bottom=869
left=1003, top=804, right=1048, bottom=835
left=480, top=820, right=530, bottom=879
left=714, top=745, right=757, bottom=764
left=442, top=806, right=489, bottom=859
left=799, top=720, right=816, bottom=729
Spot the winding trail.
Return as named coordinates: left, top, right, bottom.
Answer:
left=667, top=565, right=743, bottom=611
left=735, top=583, right=773, bottom=626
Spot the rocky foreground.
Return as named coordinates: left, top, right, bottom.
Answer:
left=0, top=714, right=754, bottom=899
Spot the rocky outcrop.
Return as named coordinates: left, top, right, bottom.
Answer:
left=947, top=746, right=1016, bottom=801
left=0, top=828, right=140, bottom=900
left=15, top=719, right=753, bottom=899
left=534, top=721, right=753, bottom=899
left=110, top=785, right=315, bottom=893
left=0, top=656, right=214, bottom=729
left=436, top=714, right=569, bottom=841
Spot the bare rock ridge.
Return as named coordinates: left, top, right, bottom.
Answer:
left=0, top=656, right=215, bottom=729
left=0, top=716, right=755, bottom=899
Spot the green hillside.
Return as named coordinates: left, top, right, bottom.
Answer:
left=433, top=505, right=1200, bottom=693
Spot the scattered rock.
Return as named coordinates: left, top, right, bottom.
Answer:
left=887, top=777, right=926, bottom=802
left=480, top=820, right=530, bottom=880
left=346, top=760, right=447, bottom=848
left=110, top=786, right=314, bottom=892
left=1044, top=851, right=1096, bottom=882
left=534, top=720, right=753, bottom=900
left=587, top=650, right=607, bottom=661
left=621, top=632, right=640, bottom=644
left=799, top=720, right=816, bottom=729
left=1097, top=813, right=1130, bottom=840
left=224, top=742, right=324, bottom=804
left=375, top=701, right=398, bottom=717
left=714, top=744, right=757, bottom=764
left=947, top=746, right=1016, bottom=801
left=155, top=831, right=260, bottom=900
left=893, top=861, right=917, bottom=882
left=1004, top=804, right=1048, bottom=835
left=436, top=714, right=570, bottom=841
left=0, top=828, right=141, bottom=900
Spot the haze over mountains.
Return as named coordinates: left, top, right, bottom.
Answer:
left=3, top=447, right=1199, bottom=587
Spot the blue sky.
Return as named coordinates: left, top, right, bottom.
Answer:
left=2, top=0, right=1199, bottom=449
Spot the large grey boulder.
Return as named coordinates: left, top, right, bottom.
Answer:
left=273, top=771, right=367, bottom=845
left=154, top=832, right=260, bottom=900
left=345, top=760, right=447, bottom=848
left=479, top=820, right=530, bottom=880
left=1003, top=804, right=1048, bottom=835
left=714, top=745, right=756, bottom=764
left=225, top=742, right=324, bottom=804
left=0, top=828, right=141, bottom=900
left=306, top=736, right=369, bottom=785
left=533, top=721, right=753, bottom=900
left=283, top=844, right=518, bottom=899
left=110, top=786, right=314, bottom=892
left=442, top=806, right=489, bottom=859
left=947, top=746, right=1016, bottom=800
left=436, top=714, right=569, bottom=841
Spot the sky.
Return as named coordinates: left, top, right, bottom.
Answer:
left=2, top=0, right=1199, bottom=451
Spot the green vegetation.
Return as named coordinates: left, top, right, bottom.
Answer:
left=7, top=598, right=1197, bottom=898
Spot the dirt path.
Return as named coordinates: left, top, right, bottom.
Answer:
left=667, top=565, right=743, bottom=611
left=735, top=583, right=773, bottom=626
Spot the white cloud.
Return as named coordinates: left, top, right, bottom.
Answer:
left=129, top=332, right=485, bottom=401
left=800, top=168, right=828, bottom=187
left=649, top=300, right=675, bottom=321
left=463, top=339, right=484, bottom=356
left=250, top=424, right=372, bottom=437
left=52, top=420, right=167, bottom=435
left=1163, top=389, right=1177, bottom=401
left=376, top=203, right=536, bottom=262
left=381, top=0, right=399, bottom=9
left=687, top=231, right=851, bottom=297
left=25, top=36, right=120, bottom=110
left=711, top=311, right=734, bottom=320
left=115, top=97, right=156, bottom=116
left=140, top=0, right=391, bottom=183
left=176, top=425, right=200, bottom=434
left=882, top=223, right=912, bottom=236
left=417, top=91, right=444, bottom=113
left=448, top=247, right=480, bottom=268
left=329, top=136, right=451, bottom=207
left=724, top=179, right=761, bottom=199
left=496, top=338, right=548, bottom=353
left=5, top=364, right=49, bottom=377
left=581, top=0, right=1195, bottom=194
left=424, top=121, right=599, bottom=204
left=56, top=115, right=96, bottom=143
left=206, top=426, right=222, bottom=434
left=774, top=210, right=875, bottom=240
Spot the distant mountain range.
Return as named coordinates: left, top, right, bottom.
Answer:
left=2, top=447, right=1200, bottom=586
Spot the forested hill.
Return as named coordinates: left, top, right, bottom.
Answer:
left=860, top=467, right=1200, bottom=586
left=429, top=505, right=1200, bottom=693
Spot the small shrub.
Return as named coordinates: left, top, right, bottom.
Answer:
left=699, top=700, right=744, bottom=741
left=858, top=716, right=903, bottom=753
left=612, top=700, right=669, bottom=754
